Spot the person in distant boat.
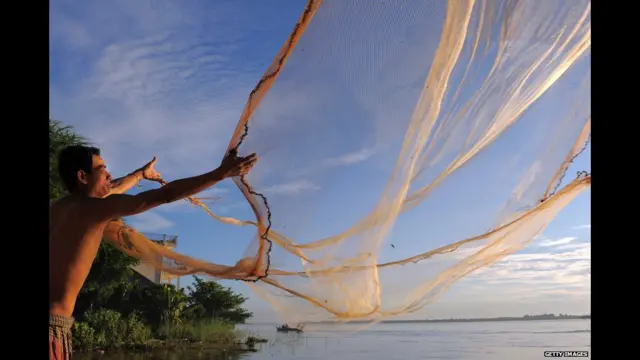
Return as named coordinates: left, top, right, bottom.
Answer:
left=49, top=146, right=257, bottom=359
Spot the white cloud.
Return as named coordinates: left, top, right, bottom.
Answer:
left=373, top=234, right=591, bottom=321
left=466, top=241, right=590, bottom=292
left=392, top=235, right=591, bottom=317
left=156, top=187, right=231, bottom=213
left=50, top=0, right=304, bottom=181
left=126, top=211, right=175, bottom=233
left=554, top=242, right=589, bottom=251
left=538, top=236, right=577, bottom=247
left=50, top=12, right=93, bottom=49
left=322, top=148, right=376, bottom=167
left=262, top=180, right=320, bottom=196
left=287, top=147, right=377, bottom=178
left=154, top=199, right=196, bottom=213
left=215, top=201, right=247, bottom=215
left=573, top=224, right=591, bottom=230
left=72, top=31, right=251, bottom=177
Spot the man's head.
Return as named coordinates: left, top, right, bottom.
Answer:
left=58, top=145, right=112, bottom=197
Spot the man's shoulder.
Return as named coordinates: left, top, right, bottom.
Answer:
left=50, top=195, right=110, bottom=215
left=49, top=196, right=71, bottom=213
left=50, top=196, right=119, bottom=230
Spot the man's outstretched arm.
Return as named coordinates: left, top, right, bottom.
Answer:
left=109, top=171, right=142, bottom=195
left=98, top=151, right=257, bottom=219
left=109, top=157, right=161, bottom=195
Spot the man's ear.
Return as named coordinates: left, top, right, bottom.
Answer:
left=77, top=170, right=89, bottom=185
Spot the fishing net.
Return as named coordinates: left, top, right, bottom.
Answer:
left=104, top=0, right=591, bottom=323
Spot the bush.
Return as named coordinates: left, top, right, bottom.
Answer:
left=73, top=308, right=151, bottom=349
left=71, top=322, right=95, bottom=350
left=83, top=308, right=123, bottom=348
left=122, top=311, right=152, bottom=346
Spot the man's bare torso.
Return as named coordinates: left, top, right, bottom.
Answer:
left=49, top=196, right=109, bottom=317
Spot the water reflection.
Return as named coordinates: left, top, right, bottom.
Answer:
left=249, top=329, right=342, bottom=358
left=73, top=346, right=248, bottom=360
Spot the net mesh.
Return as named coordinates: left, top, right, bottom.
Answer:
left=104, top=0, right=591, bottom=323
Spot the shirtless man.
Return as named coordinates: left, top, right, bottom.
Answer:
left=49, top=145, right=257, bottom=359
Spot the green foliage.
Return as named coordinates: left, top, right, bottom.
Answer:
left=72, top=309, right=152, bottom=350
left=126, top=284, right=192, bottom=329
left=186, top=276, right=253, bottom=324
left=122, top=311, right=153, bottom=346
left=123, top=267, right=253, bottom=329
left=71, top=322, right=96, bottom=350
left=83, top=308, right=125, bottom=348
left=49, top=118, right=88, bottom=202
left=72, top=276, right=254, bottom=350
left=73, top=241, right=140, bottom=319
left=156, top=319, right=236, bottom=344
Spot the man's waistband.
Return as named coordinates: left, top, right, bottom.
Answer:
left=49, top=314, right=74, bottom=334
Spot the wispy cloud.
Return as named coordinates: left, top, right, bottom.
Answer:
left=72, top=31, right=253, bottom=178
left=572, top=224, right=591, bottom=230
left=215, top=201, right=247, bottom=215
left=262, top=180, right=320, bottom=196
left=322, top=148, right=376, bottom=167
left=284, top=147, right=377, bottom=179
left=467, top=240, right=590, bottom=291
left=126, top=211, right=175, bottom=233
left=50, top=11, right=93, bottom=50
left=50, top=0, right=305, bottom=181
left=208, top=188, right=229, bottom=196
left=382, top=235, right=591, bottom=320
left=538, top=236, right=577, bottom=247
left=156, top=187, right=231, bottom=214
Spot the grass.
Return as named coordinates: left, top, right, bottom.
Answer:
left=157, top=320, right=238, bottom=344
left=73, top=318, right=267, bottom=354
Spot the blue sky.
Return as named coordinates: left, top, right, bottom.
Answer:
left=50, top=0, right=591, bottom=323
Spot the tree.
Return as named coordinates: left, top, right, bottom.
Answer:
left=73, top=240, right=140, bottom=318
left=186, top=276, right=253, bottom=324
left=126, top=284, right=192, bottom=329
left=50, top=119, right=88, bottom=202
left=159, top=284, right=191, bottom=324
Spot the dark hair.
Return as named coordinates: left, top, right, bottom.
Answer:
left=58, top=145, right=101, bottom=193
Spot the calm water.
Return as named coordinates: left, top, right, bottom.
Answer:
left=78, top=319, right=590, bottom=360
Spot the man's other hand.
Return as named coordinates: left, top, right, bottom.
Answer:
left=142, top=157, right=162, bottom=181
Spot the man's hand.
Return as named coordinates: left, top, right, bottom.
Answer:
left=99, top=150, right=259, bottom=219
left=141, top=157, right=162, bottom=182
left=109, top=157, right=162, bottom=196
left=219, top=149, right=258, bottom=178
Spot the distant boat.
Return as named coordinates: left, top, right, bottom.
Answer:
left=276, top=324, right=304, bottom=333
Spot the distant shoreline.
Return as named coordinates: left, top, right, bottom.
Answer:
left=247, top=314, right=591, bottom=326
left=369, top=315, right=591, bottom=324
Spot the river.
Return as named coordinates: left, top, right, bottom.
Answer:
left=75, top=319, right=591, bottom=359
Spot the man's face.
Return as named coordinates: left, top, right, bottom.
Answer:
left=85, top=155, right=112, bottom=197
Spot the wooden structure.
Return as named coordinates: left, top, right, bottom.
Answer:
left=132, top=232, right=183, bottom=288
